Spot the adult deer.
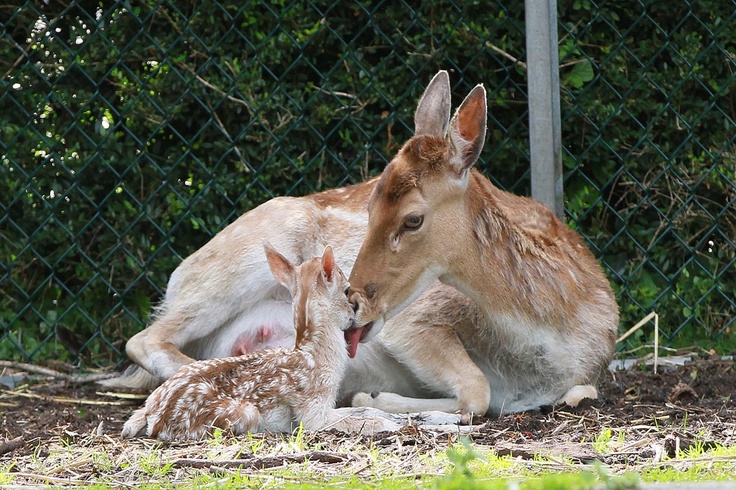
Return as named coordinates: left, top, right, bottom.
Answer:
left=104, top=71, right=617, bottom=417
left=347, top=71, right=618, bottom=416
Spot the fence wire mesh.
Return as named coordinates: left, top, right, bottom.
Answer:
left=2, top=0, right=735, bottom=367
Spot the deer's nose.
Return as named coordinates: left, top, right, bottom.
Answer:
left=350, top=300, right=359, bottom=314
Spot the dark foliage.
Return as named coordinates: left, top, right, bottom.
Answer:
left=1, top=0, right=734, bottom=365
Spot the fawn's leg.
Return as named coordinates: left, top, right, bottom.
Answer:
left=121, top=407, right=148, bottom=438
left=215, top=401, right=262, bottom=435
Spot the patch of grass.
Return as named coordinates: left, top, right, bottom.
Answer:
left=519, top=472, right=598, bottom=490
left=590, top=427, right=626, bottom=454
left=435, top=438, right=489, bottom=489
left=516, top=468, right=638, bottom=490
left=0, top=465, right=15, bottom=485
left=641, top=444, right=736, bottom=483
left=288, top=423, right=307, bottom=452
left=91, top=451, right=115, bottom=473
left=4, top=422, right=733, bottom=489
left=422, top=438, right=639, bottom=490
left=187, top=472, right=264, bottom=489
left=245, top=431, right=268, bottom=455
left=138, top=450, right=174, bottom=478
left=443, top=445, right=518, bottom=483
left=278, top=476, right=424, bottom=489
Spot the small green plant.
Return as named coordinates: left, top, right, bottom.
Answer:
left=246, top=432, right=266, bottom=455
left=592, top=428, right=623, bottom=453
left=289, top=422, right=307, bottom=452
left=435, top=438, right=486, bottom=490
left=91, top=452, right=115, bottom=473
left=206, top=426, right=226, bottom=446
left=592, top=428, right=612, bottom=452
left=137, top=451, right=173, bottom=478
left=0, top=463, right=16, bottom=485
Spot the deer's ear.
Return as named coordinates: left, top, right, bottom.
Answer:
left=263, top=241, right=297, bottom=296
left=448, top=84, right=487, bottom=176
left=321, top=245, right=335, bottom=282
left=414, top=70, right=451, bottom=138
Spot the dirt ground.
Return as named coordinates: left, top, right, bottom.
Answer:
left=1, top=354, right=735, bottom=484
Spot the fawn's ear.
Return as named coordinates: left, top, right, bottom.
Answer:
left=414, top=70, right=451, bottom=138
left=263, top=241, right=297, bottom=296
left=448, top=84, right=487, bottom=177
left=321, top=245, right=335, bottom=283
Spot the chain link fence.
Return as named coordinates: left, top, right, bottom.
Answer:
left=2, top=0, right=735, bottom=367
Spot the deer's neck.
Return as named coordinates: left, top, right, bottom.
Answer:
left=295, top=318, right=349, bottom=390
left=444, top=171, right=583, bottom=328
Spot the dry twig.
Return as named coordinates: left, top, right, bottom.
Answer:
left=0, top=436, right=24, bottom=456
left=0, top=361, right=116, bottom=383
left=172, top=450, right=355, bottom=470
left=1, top=389, right=136, bottom=406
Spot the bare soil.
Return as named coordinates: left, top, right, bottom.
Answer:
left=1, top=354, right=735, bottom=483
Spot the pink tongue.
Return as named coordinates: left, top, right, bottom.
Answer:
left=345, top=328, right=364, bottom=359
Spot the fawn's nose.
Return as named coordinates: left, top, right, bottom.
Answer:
left=350, top=300, right=359, bottom=314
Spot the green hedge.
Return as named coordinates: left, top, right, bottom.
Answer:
left=1, top=0, right=734, bottom=365
left=559, top=0, right=736, bottom=349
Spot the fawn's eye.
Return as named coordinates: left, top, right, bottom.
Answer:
left=403, top=214, right=424, bottom=231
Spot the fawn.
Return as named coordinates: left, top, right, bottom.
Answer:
left=121, top=243, right=392, bottom=440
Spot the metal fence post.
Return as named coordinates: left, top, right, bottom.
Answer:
left=525, top=0, right=563, bottom=218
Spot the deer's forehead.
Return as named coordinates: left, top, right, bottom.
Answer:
left=297, top=260, right=322, bottom=288
left=372, top=135, right=448, bottom=206
left=297, top=260, right=346, bottom=291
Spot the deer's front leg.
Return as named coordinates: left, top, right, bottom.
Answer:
left=352, top=323, right=490, bottom=417
left=125, top=314, right=197, bottom=381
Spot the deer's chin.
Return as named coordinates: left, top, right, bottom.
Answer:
left=360, top=318, right=382, bottom=342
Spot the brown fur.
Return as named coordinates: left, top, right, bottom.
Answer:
left=348, top=73, right=618, bottom=415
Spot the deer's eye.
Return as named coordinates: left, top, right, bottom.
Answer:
left=403, top=214, right=424, bottom=231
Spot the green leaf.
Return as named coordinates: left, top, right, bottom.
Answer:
left=566, top=60, right=594, bottom=89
